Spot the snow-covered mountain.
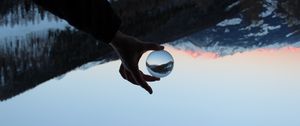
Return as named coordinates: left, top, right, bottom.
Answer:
left=169, top=0, right=300, bottom=57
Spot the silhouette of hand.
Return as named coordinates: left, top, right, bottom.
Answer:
left=109, top=31, right=164, bottom=94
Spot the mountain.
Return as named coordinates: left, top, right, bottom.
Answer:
left=146, top=61, right=174, bottom=74
left=169, top=0, right=300, bottom=57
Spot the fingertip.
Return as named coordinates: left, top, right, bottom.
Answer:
left=141, top=84, right=153, bottom=94
left=148, top=88, right=153, bottom=94
left=159, top=45, right=165, bottom=50
left=156, top=45, right=164, bottom=51
left=146, top=43, right=164, bottom=51
left=149, top=91, right=153, bottom=94
left=147, top=87, right=153, bottom=94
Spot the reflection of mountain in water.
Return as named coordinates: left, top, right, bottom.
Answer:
left=1, top=0, right=300, bottom=101
left=0, top=28, right=118, bottom=100
left=146, top=61, right=174, bottom=74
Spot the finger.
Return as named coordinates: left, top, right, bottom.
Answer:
left=140, top=83, right=153, bottom=94
left=121, top=64, right=138, bottom=84
left=129, top=67, right=153, bottom=94
left=143, top=74, right=160, bottom=82
left=125, top=69, right=139, bottom=85
left=140, top=71, right=160, bottom=82
left=144, top=43, right=164, bottom=51
left=126, top=70, right=158, bottom=84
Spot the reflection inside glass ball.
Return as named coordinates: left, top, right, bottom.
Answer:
left=146, top=50, right=174, bottom=78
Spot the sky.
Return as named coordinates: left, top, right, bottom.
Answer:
left=0, top=45, right=300, bottom=126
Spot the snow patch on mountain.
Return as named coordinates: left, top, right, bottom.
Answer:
left=170, top=39, right=300, bottom=58
left=217, top=18, right=242, bottom=27
left=170, top=40, right=249, bottom=57
left=239, top=20, right=265, bottom=31
left=260, top=0, right=278, bottom=18
left=244, top=24, right=281, bottom=37
left=263, top=41, right=300, bottom=49
left=224, top=28, right=230, bottom=33
left=286, top=30, right=300, bottom=37
left=225, top=1, right=240, bottom=11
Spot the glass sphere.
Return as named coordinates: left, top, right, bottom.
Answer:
left=146, top=50, right=174, bottom=78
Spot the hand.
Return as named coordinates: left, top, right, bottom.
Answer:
left=109, top=31, right=164, bottom=94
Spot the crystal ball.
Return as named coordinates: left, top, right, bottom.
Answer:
left=146, top=50, right=174, bottom=78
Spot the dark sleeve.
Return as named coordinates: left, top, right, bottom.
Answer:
left=33, top=0, right=121, bottom=44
